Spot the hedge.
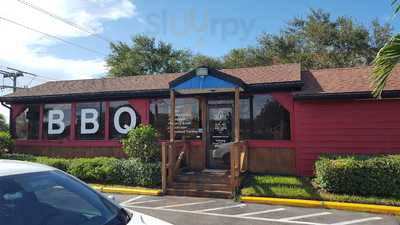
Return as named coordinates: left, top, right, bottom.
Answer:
left=0, top=131, right=13, bottom=152
left=315, top=154, right=400, bottom=197
left=0, top=154, right=160, bottom=187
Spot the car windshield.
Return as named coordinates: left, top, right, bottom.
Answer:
left=0, top=170, right=121, bottom=225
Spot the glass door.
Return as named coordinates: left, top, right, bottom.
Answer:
left=206, top=100, right=234, bottom=169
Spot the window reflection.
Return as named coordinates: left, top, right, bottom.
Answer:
left=251, top=95, right=290, bottom=140
left=150, top=98, right=201, bottom=140
left=14, top=105, right=40, bottom=140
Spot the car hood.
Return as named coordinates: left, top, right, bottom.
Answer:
left=127, top=209, right=173, bottom=225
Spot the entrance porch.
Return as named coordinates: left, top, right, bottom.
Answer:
left=161, top=67, right=249, bottom=198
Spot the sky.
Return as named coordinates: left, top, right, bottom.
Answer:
left=0, top=0, right=399, bottom=121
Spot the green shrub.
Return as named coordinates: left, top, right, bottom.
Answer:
left=115, top=158, right=161, bottom=187
left=0, top=154, right=161, bottom=187
left=0, top=131, right=13, bottom=152
left=315, top=154, right=400, bottom=197
left=122, top=124, right=160, bottom=163
left=0, top=153, right=36, bottom=161
left=35, top=157, right=71, bottom=172
left=68, top=157, right=120, bottom=184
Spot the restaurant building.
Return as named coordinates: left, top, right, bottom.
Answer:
left=2, top=63, right=400, bottom=196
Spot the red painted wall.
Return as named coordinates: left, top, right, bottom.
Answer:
left=294, top=99, right=400, bottom=176
left=15, top=94, right=400, bottom=177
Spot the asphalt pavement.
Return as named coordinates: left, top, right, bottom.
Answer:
left=112, top=194, right=399, bottom=225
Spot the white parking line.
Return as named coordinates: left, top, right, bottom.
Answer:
left=195, top=204, right=246, bottom=212
left=280, top=212, right=332, bottom=221
left=127, top=205, right=327, bottom=225
left=124, top=199, right=164, bottom=205
left=155, top=200, right=215, bottom=209
left=120, top=195, right=143, bottom=205
left=330, top=217, right=382, bottom=225
left=235, top=208, right=286, bottom=216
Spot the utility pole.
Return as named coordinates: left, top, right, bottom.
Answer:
left=0, top=67, right=43, bottom=93
left=3, top=71, right=23, bottom=92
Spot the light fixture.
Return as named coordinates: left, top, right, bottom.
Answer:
left=196, top=67, right=208, bottom=76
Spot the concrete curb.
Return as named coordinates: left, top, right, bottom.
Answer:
left=241, top=196, right=400, bottom=215
left=91, top=185, right=162, bottom=196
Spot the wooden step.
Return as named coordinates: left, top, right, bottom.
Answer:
left=166, top=188, right=232, bottom=199
left=166, top=170, right=233, bottom=198
left=170, top=182, right=232, bottom=192
left=175, top=173, right=230, bottom=185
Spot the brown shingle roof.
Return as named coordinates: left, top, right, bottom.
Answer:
left=299, top=65, right=400, bottom=95
left=2, top=63, right=301, bottom=99
left=3, top=63, right=400, bottom=102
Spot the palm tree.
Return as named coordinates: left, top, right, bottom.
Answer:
left=372, top=0, right=400, bottom=98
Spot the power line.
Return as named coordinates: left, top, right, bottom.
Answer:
left=0, top=85, right=25, bottom=90
left=0, top=69, right=24, bottom=92
left=1, top=67, right=59, bottom=92
left=16, top=0, right=113, bottom=43
left=7, top=67, right=58, bottom=81
left=0, top=16, right=107, bottom=57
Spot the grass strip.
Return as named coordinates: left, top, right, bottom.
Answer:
left=241, top=175, right=400, bottom=206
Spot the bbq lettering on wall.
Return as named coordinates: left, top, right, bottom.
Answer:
left=47, top=105, right=138, bottom=135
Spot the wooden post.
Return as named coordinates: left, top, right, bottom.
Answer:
left=170, top=90, right=175, bottom=142
left=234, top=87, right=240, bottom=142
left=167, top=142, right=175, bottom=184
left=161, top=142, right=167, bottom=194
left=200, top=97, right=207, bottom=170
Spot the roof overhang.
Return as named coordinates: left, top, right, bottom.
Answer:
left=247, top=81, right=304, bottom=93
left=0, top=66, right=305, bottom=104
left=0, top=89, right=170, bottom=104
left=294, top=90, right=400, bottom=100
left=169, top=67, right=246, bottom=94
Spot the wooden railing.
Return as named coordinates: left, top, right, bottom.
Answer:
left=161, top=140, right=191, bottom=193
left=230, top=141, right=248, bottom=197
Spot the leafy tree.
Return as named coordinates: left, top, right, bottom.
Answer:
left=0, top=114, right=8, bottom=132
left=106, top=9, right=393, bottom=79
left=223, top=48, right=271, bottom=69
left=107, top=35, right=192, bottom=76
left=259, top=9, right=392, bottom=70
left=191, top=54, right=224, bottom=69
left=372, top=1, right=400, bottom=97
left=222, top=9, right=392, bottom=70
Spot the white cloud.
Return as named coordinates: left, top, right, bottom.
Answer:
left=0, top=0, right=137, bottom=121
left=0, top=0, right=136, bottom=79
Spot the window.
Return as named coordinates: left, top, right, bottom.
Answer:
left=239, top=98, right=251, bottom=140
left=109, top=101, right=139, bottom=139
left=240, top=94, right=290, bottom=140
left=14, top=105, right=40, bottom=140
left=149, top=99, right=169, bottom=140
left=252, top=94, right=290, bottom=140
left=150, top=98, right=201, bottom=140
left=175, top=98, right=201, bottom=139
left=43, top=104, right=71, bottom=140
left=76, top=102, right=105, bottom=140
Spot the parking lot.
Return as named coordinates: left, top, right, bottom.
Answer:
left=114, top=194, right=398, bottom=225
